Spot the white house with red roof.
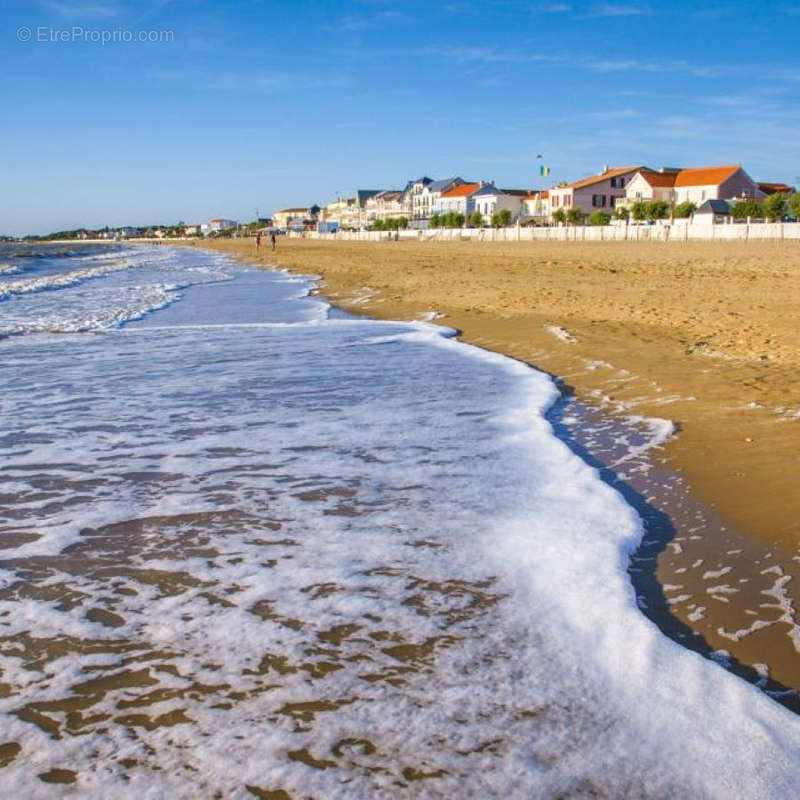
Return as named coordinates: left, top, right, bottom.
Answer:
left=548, top=165, right=644, bottom=219
left=435, top=182, right=483, bottom=217
left=624, top=165, right=760, bottom=208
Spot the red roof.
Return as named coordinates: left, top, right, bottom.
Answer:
left=566, top=166, right=643, bottom=190
left=440, top=182, right=482, bottom=198
left=638, top=170, right=678, bottom=188
left=758, top=182, right=793, bottom=195
left=673, top=165, right=740, bottom=187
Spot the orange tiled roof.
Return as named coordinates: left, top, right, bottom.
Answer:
left=638, top=170, right=678, bottom=188
left=566, top=165, right=643, bottom=190
left=758, top=182, right=793, bottom=194
left=440, top=182, right=482, bottom=198
left=673, top=165, right=740, bottom=187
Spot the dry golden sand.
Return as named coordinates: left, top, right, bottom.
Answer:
left=187, top=237, right=800, bottom=689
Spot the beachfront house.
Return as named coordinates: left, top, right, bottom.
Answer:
left=522, top=190, right=550, bottom=224
left=402, top=177, right=432, bottom=221
left=435, top=182, right=483, bottom=217
left=472, top=185, right=528, bottom=224
left=620, top=165, right=762, bottom=213
left=364, top=190, right=406, bottom=223
left=272, top=207, right=316, bottom=230
left=672, top=165, right=759, bottom=205
left=320, top=191, right=380, bottom=230
left=208, top=218, right=238, bottom=233
left=549, top=165, right=644, bottom=219
left=411, top=177, right=465, bottom=220
left=624, top=165, right=760, bottom=208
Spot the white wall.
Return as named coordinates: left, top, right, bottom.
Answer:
left=290, top=222, right=800, bottom=242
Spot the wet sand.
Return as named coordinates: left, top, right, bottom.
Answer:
left=189, top=237, right=800, bottom=691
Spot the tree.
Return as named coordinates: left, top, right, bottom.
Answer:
left=789, top=193, right=800, bottom=220
left=429, top=214, right=441, bottom=229
left=644, top=199, right=669, bottom=221
left=372, top=219, right=386, bottom=231
left=763, top=192, right=788, bottom=222
left=468, top=210, right=483, bottom=228
left=588, top=210, right=611, bottom=226
left=631, top=200, right=647, bottom=221
left=673, top=200, right=697, bottom=219
left=613, top=206, right=630, bottom=221
left=551, top=208, right=567, bottom=224
left=566, top=208, right=585, bottom=225
left=730, top=199, right=763, bottom=219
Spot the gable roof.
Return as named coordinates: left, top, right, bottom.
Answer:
left=674, top=165, right=740, bottom=187
left=637, top=170, right=678, bottom=188
left=428, top=177, right=463, bottom=192
left=441, top=182, right=482, bottom=198
left=566, top=166, right=644, bottom=190
left=696, top=199, right=731, bottom=214
left=355, top=190, right=381, bottom=207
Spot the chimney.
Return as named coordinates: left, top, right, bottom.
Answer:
left=602, top=164, right=609, bottom=174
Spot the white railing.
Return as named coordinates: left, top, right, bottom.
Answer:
left=289, top=222, right=800, bottom=243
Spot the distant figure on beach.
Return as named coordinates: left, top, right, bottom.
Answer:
left=255, top=232, right=261, bottom=251
left=270, top=233, right=277, bottom=251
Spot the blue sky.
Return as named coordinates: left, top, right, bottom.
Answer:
left=2, top=0, right=798, bottom=234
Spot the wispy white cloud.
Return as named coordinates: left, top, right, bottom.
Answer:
left=436, top=45, right=563, bottom=64
left=149, top=68, right=349, bottom=92
left=39, top=0, right=123, bottom=15
left=584, top=3, right=653, bottom=17
left=328, top=10, right=408, bottom=33
left=532, top=2, right=572, bottom=12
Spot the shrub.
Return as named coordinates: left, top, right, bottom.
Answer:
left=613, top=207, right=630, bottom=221
left=468, top=210, right=483, bottom=228
left=429, top=214, right=441, bottom=229
left=730, top=199, right=763, bottom=219
left=631, top=200, right=647, bottom=221
left=789, top=193, right=800, bottom=220
left=763, top=192, right=788, bottom=221
left=551, top=208, right=567, bottom=224
left=645, top=200, right=669, bottom=221
left=673, top=200, right=696, bottom=218
left=566, top=208, right=585, bottom=225
left=588, top=210, right=611, bottom=226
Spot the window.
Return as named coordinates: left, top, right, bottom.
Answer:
left=610, top=177, right=618, bottom=188
left=565, top=196, right=572, bottom=207
left=592, top=194, right=607, bottom=207
left=619, top=177, right=625, bottom=188
left=552, top=196, right=560, bottom=208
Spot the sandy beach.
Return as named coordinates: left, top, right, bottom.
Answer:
left=191, top=236, right=800, bottom=689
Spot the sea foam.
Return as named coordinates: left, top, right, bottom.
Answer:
left=0, top=247, right=797, bottom=798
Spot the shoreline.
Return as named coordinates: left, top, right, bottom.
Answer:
left=178, top=237, right=800, bottom=694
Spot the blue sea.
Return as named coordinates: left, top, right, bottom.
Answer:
left=0, top=243, right=797, bottom=798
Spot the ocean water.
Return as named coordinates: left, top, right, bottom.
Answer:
left=0, top=244, right=798, bottom=798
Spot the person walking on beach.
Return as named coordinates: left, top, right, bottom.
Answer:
left=255, top=232, right=261, bottom=251
left=270, top=232, right=277, bottom=251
